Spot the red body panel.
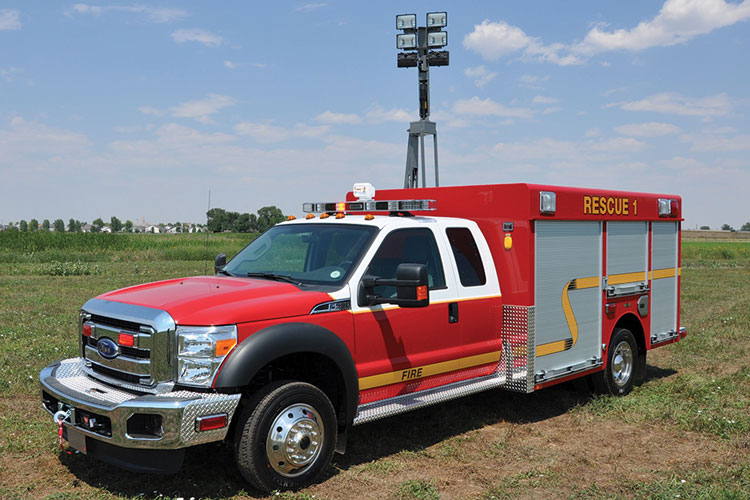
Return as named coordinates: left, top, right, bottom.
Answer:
left=98, top=276, right=332, bottom=326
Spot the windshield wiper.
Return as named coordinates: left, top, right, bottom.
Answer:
left=246, top=272, right=301, bottom=285
left=216, top=269, right=234, bottom=277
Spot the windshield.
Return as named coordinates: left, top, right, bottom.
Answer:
left=223, top=223, right=378, bottom=286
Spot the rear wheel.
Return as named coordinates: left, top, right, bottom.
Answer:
left=234, top=381, right=337, bottom=492
left=593, top=328, right=637, bottom=395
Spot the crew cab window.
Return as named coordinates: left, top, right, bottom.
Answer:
left=446, top=227, right=486, bottom=287
left=223, top=224, right=376, bottom=286
left=366, top=228, right=446, bottom=297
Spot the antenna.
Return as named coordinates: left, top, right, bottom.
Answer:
left=204, top=189, right=211, bottom=276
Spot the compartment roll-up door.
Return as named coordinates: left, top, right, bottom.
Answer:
left=651, top=222, right=678, bottom=338
left=534, top=221, right=602, bottom=374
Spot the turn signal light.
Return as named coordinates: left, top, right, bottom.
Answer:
left=416, top=285, right=428, bottom=301
left=118, top=333, right=135, bottom=347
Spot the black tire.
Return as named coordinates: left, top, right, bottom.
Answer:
left=234, top=381, right=337, bottom=493
left=592, top=328, right=638, bottom=396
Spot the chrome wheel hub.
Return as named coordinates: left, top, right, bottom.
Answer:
left=611, top=340, right=633, bottom=388
left=266, top=404, right=324, bottom=478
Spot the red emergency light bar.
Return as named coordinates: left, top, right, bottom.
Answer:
left=302, top=199, right=437, bottom=213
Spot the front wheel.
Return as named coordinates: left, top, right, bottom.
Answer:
left=234, top=381, right=337, bottom=492
left=592, top=328, right=638, bottom=395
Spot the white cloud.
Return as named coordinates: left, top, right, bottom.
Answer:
left=491, top=136, right=647, bottom=162
left=364, top=106, right=412, bottom=123
left=464, top=1, right=750, bottom=66
left=615, top=122, right=681, bottom=137
left=465, top=66, right=498, bottom=88
left=452, top=97, right=534, bottom=119
left=169, top=94, right=237, bottom=122
left=295, top=3, right=327, bottom=13
left=585, top=128, right=601, bottom=138
left=688, top=133, right=750, bottom=152
left=234, top=122, right=330, bottom=143
left=574, top=0, right=750, bottom=55
left=171, top=29, right=222, bottom=47
left=610, top=92, right=732, bottom=117
left=532, top=96, right=559, bottom=105
left=542, top=107, right=562, bottom=114
left=463, top=20, right=583, bottom=66
left=0, top=9, right=21, bottom=30
left=138, top=106, right=164, bottom=116
left=519, top=74, right=549, bottom=88
left=314, top=111, right=362, bottom=125
left=224, top=60, right=238, bottom=69
left=0, top=66, right=21, bottom=82
left=69, top=4, right=188, bottom=23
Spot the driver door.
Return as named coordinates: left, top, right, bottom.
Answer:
left=351, top=226, right=461, bottom=403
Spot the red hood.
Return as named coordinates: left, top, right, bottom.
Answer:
left=97, top=276, right=333, bottom=325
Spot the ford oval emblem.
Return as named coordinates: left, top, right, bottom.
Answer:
left=97, top=337, right=120, bottom=360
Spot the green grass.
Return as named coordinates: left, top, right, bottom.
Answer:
left=0, top=231, right=254, bottom=263
left=0, top=233, right=748, bottom=499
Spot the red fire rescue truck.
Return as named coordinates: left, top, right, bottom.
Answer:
left=40, top=182, right=685, bottom=492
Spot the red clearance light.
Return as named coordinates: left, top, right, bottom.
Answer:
left=118, top=333, right=135, bottom=347
left=196, top=414, right=227, bottom=432
left=82, top=323, right=92, bottom=337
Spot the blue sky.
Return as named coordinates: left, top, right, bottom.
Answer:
left=1, top=1, right=749, bottom=229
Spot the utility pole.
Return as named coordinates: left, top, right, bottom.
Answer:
left=396, top=12, right=449, bottom=188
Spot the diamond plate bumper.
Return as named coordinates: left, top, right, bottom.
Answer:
left=40, top=358, right=240, bottom=450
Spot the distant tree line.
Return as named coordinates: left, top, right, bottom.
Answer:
left=206, top=206, right=285, bottom=233
left=4, top=216, right=205, bottom=233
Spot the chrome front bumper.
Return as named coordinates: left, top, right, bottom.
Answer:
left=40, top=358, right=241, bottom=451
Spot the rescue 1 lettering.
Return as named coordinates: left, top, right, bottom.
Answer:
left=401, top=367, right=423, bottom=381
left=583, top=195, right=638, bottom=216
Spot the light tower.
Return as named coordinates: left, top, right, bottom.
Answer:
left=396, top=12, right=449, bottom=188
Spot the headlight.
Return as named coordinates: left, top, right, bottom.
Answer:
left=176, top=325, right=237, bottom=387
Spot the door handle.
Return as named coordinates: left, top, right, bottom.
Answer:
left=448, top=302, right=459, bottom=323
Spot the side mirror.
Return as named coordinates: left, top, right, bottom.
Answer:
left=360, top=263, right=429, bottom=308
left=214, top=253, right=227, bottom=274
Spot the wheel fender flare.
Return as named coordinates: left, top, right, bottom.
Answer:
left=214, top=322, right=358, bottom=425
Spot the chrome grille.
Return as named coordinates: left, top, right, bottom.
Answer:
left=80, top=298, right=176, bottom=391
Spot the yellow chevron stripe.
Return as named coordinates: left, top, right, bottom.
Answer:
left=358, top=350, right=501, bottom=391
left=536, top=275, right=599, bottom=357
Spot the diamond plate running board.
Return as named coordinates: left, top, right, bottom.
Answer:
left=353, top=371, right=507, bottom=426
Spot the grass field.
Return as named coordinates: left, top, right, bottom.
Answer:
left=0, top=233, right=748, bottom=499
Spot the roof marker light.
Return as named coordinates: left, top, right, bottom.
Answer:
left=335, top=213, right=345, bottom=219
left=286, top=215, right=296, bottom=221
left=305, top=213, right=315, bottom=220
left=540, top=191, right=556, bottom=215
left=320, top=213, right=330, bottom=219
left=365, top=214, right=374, bottom=221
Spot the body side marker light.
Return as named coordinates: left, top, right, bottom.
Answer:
left=195, top=414, right=227, bottom=432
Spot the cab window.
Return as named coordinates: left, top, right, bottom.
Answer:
left=366, top=228, right=445, bottom=297
left=446, top=227, right=486, bottom=287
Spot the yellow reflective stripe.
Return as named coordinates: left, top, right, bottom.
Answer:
left=608, top=271, right=647, bottom=285
left=536, top=339, right=569, bottom=357
left=358, top=350, right=501, bottom=391
left=350, top=294, right=502, bottom=315
left=650, top=268, right=677, bottom=280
